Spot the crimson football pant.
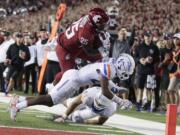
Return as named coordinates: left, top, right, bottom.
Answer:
left=54, top=44, right=101, bottom=83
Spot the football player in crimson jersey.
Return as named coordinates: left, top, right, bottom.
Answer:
left=53, top=7, right=109, bottom=85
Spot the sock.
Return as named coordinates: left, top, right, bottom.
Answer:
left=136, top=100, right=142, bottom=104
left=16, top=100, right=28, bottom=110
left=18, top=96, right=26, bottom=102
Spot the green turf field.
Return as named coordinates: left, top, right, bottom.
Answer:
left=118, top=108, right=180, bottom=125
left=1, top=90, right=180, bottom=135
left=0, top=102, right=141, bottom=135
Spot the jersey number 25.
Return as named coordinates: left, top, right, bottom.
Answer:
left=65, top=18, right=82, bottom=39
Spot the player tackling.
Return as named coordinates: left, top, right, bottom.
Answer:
left=9, top=53, right=135, bottom=121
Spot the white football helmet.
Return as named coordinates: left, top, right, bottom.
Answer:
left=114, top=53, right=135, bottom=80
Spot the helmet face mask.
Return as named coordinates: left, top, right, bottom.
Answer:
left=115, top=53, right=135, bottom=80
left=95, top=22, right=107, bottom=30
left=117, top=71, right=129, bottom=80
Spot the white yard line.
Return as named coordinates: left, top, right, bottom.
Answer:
left=87, top=128, right=133, bottom=134
left=105, top=114, right=180, bottom=135
left=35, top=115, right=53, bottom=119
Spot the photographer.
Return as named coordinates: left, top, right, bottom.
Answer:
left=4, top=33, right=30, bottom=95
left=134, top=31, right=159, bottom=112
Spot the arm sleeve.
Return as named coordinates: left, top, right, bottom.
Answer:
left=128, top=25, right=135, bottom=47
left=134, top=45, right=141, bottom=64
left=99, top=64, right=112, bottom=80
left=6, top=46, right=11, bottom=59
left=153, top=45, right=160, bottom=63
left=108, top=80, right=128, bottom=93
left=24, top=47, right=31, bottom=62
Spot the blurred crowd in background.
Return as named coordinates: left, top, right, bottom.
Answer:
left=0, top=0, right=179, bottom=113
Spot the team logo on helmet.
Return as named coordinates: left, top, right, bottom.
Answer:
left=92, top=15, right=102, bottom=23
left=88, top=7, right=109, bottom=28
left=115, top=53, right=135, bottom=80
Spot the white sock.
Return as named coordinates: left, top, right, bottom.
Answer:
left=16, top=100, right=28, bottom=110
left=18, top=96, right=26, bottom=102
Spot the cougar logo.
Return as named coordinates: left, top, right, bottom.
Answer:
left=92, top=15, right=101, bottom=23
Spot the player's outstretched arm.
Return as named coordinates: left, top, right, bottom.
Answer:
left=65, top=94, right=82, bottom=117
left=100, top=75, right=114, bottom=99
left=99, top=76, right=132, bottom=110
left=85, top=116, right=108, bottom=125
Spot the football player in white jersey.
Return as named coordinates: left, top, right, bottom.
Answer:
left=54, top=86, right=130, bottom=125
left=9, top=53, right=135, bottom=121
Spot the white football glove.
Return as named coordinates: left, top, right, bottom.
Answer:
left=54, top=114, right=67, bottom=123
left=118, top=99, right=133, bottom=110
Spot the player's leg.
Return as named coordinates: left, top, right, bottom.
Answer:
left=9, top=69, right=76, bottom=120
left=10, top=69, right=80, bottom=121
left=5, top=66, right=14, bottom=94
left=53, top=45, right=76, bottom=85
left=86, top=101, right=116, bottom=125
left=168, top=76, right=177, bottom=104
left=9, top=94, right=53, bottom=121
left=12, top=71, right=79, bottom=112
left=49, top=69, right=80, bottom=105
left=136, top=74, right=147, bottom=111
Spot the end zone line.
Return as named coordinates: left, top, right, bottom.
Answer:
left=69, top=123, right=112, bottom=129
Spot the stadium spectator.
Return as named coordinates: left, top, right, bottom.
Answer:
left=167, top=33, right=180, bottom=106
left=4, top=33, right=30, bottom=95
left=36, top=28, right=48, bottom=70
left=0, top=31, right=14, bottom=93
left=134, top=31, right=160, bottom=112
left=106, top=5, right=119, bottom=52
left=44, top=37, right=60, bottom=93
left=157, top=35, right=174, bottom=111
left=35, top=28, right=49, bottom=94
left=112, top=27, right=135, bottom=59
left=24, top=35, right=37, bottom=94
left=111, top=26, right=135, bottom=100
left=0, top=35, right=5, bottom=92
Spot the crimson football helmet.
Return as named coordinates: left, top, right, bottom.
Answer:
left=88, top=8, right=109, bottom=30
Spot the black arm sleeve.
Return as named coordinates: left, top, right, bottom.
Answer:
left=24, top=47, right=31, bottom=62
left=6, top=46, right=11, bottom=59
left=134, top=45, right=140, bottom=64
left=153, top=45, right=160, bottom=64
left=128, top=25, right=135, bottom=47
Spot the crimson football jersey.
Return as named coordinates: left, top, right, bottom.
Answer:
left=58, top=15, right=102, bottom=56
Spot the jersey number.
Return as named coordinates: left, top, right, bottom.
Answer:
left=65, top=18, right=82, bottom=39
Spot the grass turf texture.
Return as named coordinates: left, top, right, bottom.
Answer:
left=0, top=103, right=140, bottom=135
left=118, top=108, right=180, bottom=125
left=1, top=91, right=180, bottom=134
